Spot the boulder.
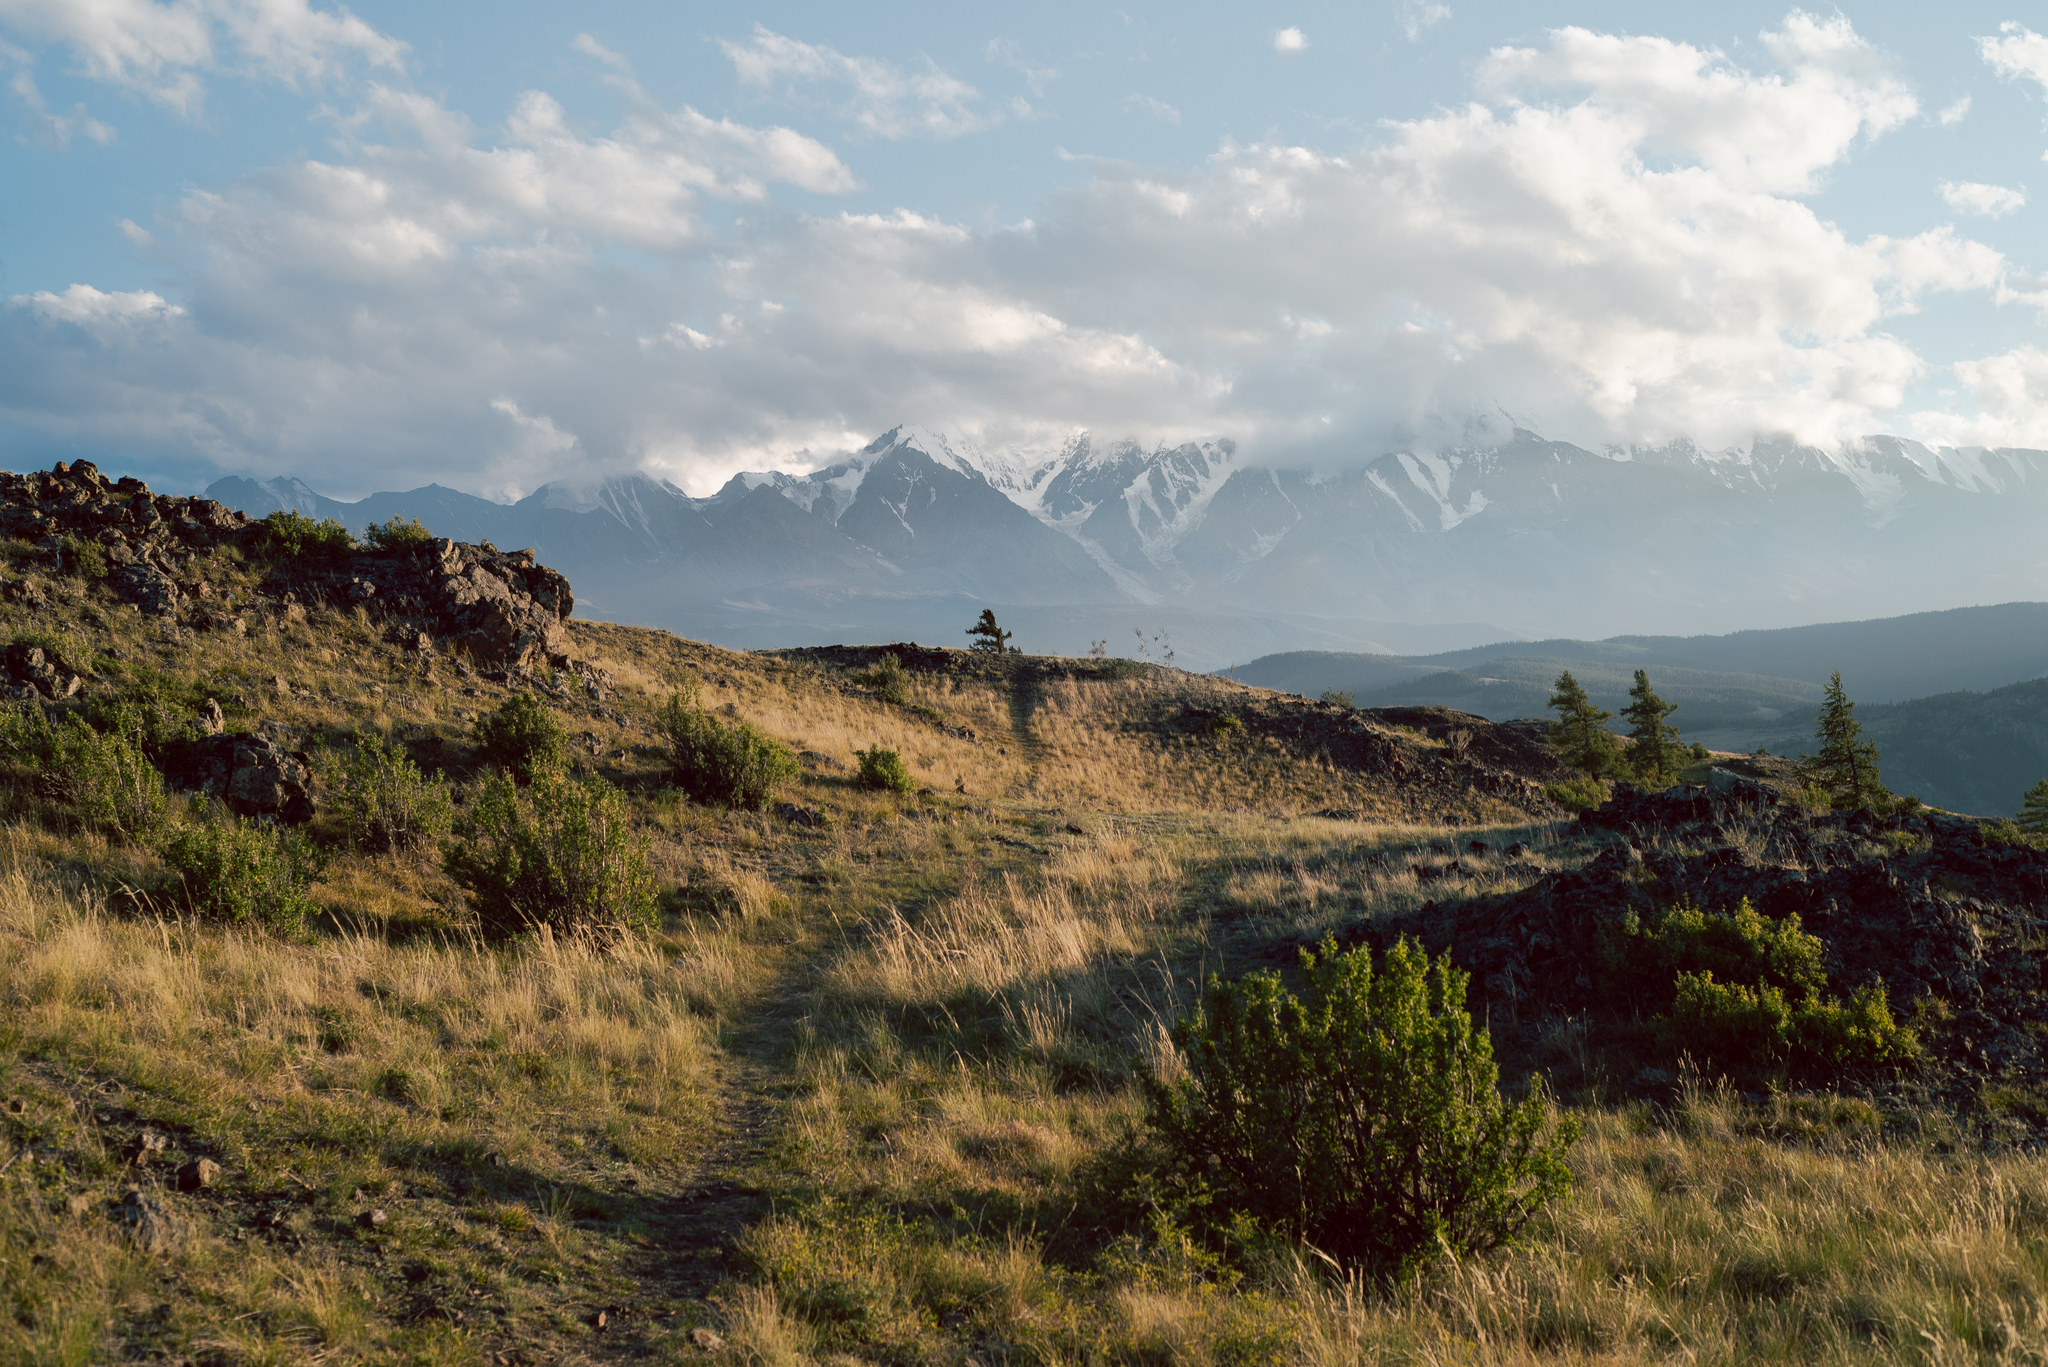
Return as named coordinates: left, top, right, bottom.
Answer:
left=160, top=732, right=315, bottom=824
left=117, top=1188, right=186, bottom=1255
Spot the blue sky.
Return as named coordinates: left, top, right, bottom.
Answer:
left=1, top=1, right=2045, bottom=497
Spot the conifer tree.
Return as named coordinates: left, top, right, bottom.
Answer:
left=1621, top=669, right=1682, bottom=784
left=965, top=608, right=1016, bottom=654
left=1799, top=671, right=1886, bottom=811
left=2018, top=779, right=2048, bottom=836
left=1547, top=670, right=1619, bottom=777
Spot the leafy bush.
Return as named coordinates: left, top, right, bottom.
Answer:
left=851, top=652, right=912, bottom=706
left=364, top=515, right=432, bottom=552
left=1544, top=775, right=1610, bottom=812
left=657, top=691, right=798, bottom=811
left=330, top=730, right=453, bottom=854
left=473, top=692, right=567, bottom=784
left=446, top=771, right=656, bottom=939
left=0, top=708, right=169, bottom=841
left=58, top=535, right=108, bottom=580
left=258, top=509, right=355, bottom=560
left=1602, top=897, right=1916, bottom=1076
left=1319, top=689, right=1354, bottom=708
left=159, top=814, right=325, bottom=935
left=1144, top=936, right=1578, bottom=1279
left=1207, top=713, right=1242, bottom=738
left=855, top=745, right=915, bottom=793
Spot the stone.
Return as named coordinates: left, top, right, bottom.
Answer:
left=124, top=1130, right=169, bottom=1165
left=66, top=1193, right=91, bottom=1219
left=176, top=1158, right=221, bottom=1192
left=159, top=732, right=316, bottom=824
left=689, top=1328, right=725, bottom=1352
left=357, top=1208, right=388, bottom=1229
left=775, top=802, right=825, bottom=829
left=198, top=699, right=225, bottom=735
left=484, top=1152, right=506, bottom=1167
left=118, top=1188, right=186, bottom=1255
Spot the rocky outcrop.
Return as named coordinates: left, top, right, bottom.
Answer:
left=159, top=732, right=316, bottom=824
left=0, top=461, right=582, bottom=671
left=1, top=643, right=84, bottom=701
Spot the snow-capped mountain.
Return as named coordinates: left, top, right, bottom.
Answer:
left=206, top=424, right=2048, bottom=668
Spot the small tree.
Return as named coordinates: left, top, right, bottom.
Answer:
left=1547, top=670, right=1619, bottom=777
left=1799, top=672, right=1886, bottom=811
left=2020, top=779, right=2048, bottom=837
left=658, top=690, right=799, bottom=811
left=1145, top=937, right=1578, bottom=1279
left=1621, top=669, right=1683, bottom=783
left=966, top=609, right=1015, bottom=654
left=473, top=692, right=567, bottom=785
left=331, top=729, right=453, bottom=855
left=446, top=770, right=656, bottom=939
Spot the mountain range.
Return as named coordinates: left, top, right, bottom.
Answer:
left=208, top=424, right=2048, bottom=670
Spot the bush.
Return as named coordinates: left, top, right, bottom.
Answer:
left=259, top=509, right=355, bottom=560
left=1545, top=774, right=1610, bottom=812
left=473, top=692, right=567, bottom=784
left=1144, top=936, right=1579, bottom=1279
left=658, top=691, right=798, bottom=811
left=58, top=535, right=108, bottom=580
left=1207, top=713, right=1242, bottom=738
left=330, top=729, right=453, bottom=854
left=0, top=708, right=169, bottom=841
left=851, top=652, right=911, bottom=706
left=1602, top=897, right=1917, bottom=1076
left=1319, top=689, right=1354, bottom=709
left=159, top=814, right=325, bottom=935
left=854, top=745, right=914, bottom=793
left=364, top=515, right=432, bottom=552
left=446, top=771, right=656, bottom=939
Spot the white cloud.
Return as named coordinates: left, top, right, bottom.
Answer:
left=1981, top=21, right=2048, bottom=92
left=1273, top=27, right=1307, bottom=54
left=1125, top=93, right=1179, bottom=125
left=0, top=11, right=2022, bottom=494
left=982, top=36, right=1055, bottom=97
left=1940, top=180, right=2025, bottom=217
left=0, top=0, right=405, bottom=117
left=1912, top=346, right=2048, bottom=448
left=6, top=58, right=115, bottom=144
left=1398, top=1, right=1451, bottom=42
left=719, top=24, right=994, bottom=140
left=1938, top=95, right=1971, bottom=125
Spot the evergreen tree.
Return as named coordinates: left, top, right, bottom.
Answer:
left=1799, top=671, right=1886, bottom=810
left=2018, top=779, right=2048, bottom=836
left=1621, top=669, right=1683, bottom=784
left=1546, top=670, right=1619, bottom=777
left=965, top=608, right=1016, bottom=654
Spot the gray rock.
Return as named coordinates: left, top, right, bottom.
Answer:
left=176, top=1158, right=221, bottom=1192
left=118, top=1188, right=186, bottom=1254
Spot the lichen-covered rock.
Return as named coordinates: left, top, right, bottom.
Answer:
left=160, top=732, right=315, bottom=824
left=421, top=539, right=572, bottom=669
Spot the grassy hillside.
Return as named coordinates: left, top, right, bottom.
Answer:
left=8, top=469, right=2048, bottom=1364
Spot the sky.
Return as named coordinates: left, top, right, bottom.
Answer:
left=1, top=1, right=2046, bottom=500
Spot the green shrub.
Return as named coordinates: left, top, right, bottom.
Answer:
left=445, top=771, right=656, bottom=939
left=0, top=709, right=169, bottom=841
left=258, top=509, right=355, bottom=560
left=1544, top=774, right=1610, bottom=812
left=657, top=691, right=798, bottom=811
left=330, top=730, right=453, bottom=854
left=851, top=652, right=912, bottom=706
left=854, top=745, right=915, bottom=793
left=58, top=535, right=108, bottom=581
left=1144, top=936, right=1578, bottom=1279
left=159, top=815, right=325, bottom=936
left=1602, top=897, right=1916, bottom=1076
left=1207, top=713, right=1242, bottom=738
left=473, top=692, right=567, bottom=784
left=1319, top=689, right=1355, bottom=709
left=364, top=515, right=432, bottom=552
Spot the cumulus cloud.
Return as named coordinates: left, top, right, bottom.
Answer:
left=719, top=24, right=994, bottom=140
left=1125, top=93, right=1179, bottom=124
left=1912, top=346, right=2048, bottom=449
left=0, top=0, right=405, bottom=117
left=0, top=11, right=2029, bottom=496
left=1399, top=1, right=1451, bottom=42
left=1941, top=180, right=2025, bottom=217
left=1938, top=95, right=1971, bottom=125
left=1981, top=22, right=2048, bottom=92
left=1273, top=27, right=1307, bottom=54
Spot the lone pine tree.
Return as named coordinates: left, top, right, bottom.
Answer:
left=1800, top=671, right=1887, bottom=811
left=1547, top=670, right=1620, bottom=776
left=1621, top=670, right=1683, bottom=783
left=966, top=608, right=1016, bottom=654
left=2018, top=779, right=2048, bottom=836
